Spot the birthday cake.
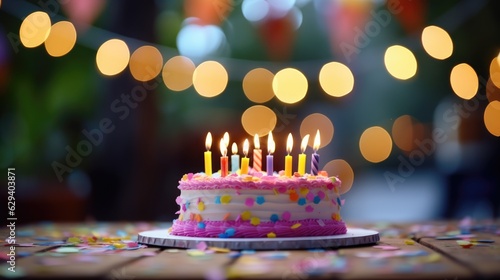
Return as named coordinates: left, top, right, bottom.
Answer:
left=170, top=171, right=347, bottom=238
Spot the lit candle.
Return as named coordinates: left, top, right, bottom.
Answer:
left=220, top=138, right=228, bottom=177
left=204, top=132, right=212, bottom=176
left=266, top=131, right=275, bottom=176
left=252, top=134, right=262, bottom=172
left=231, top=142, right=239, bottom=173
left=241, top=139, right=250, bottom=174
left=223, top=132, right=229, bottom=147
left=285, top=133, right=293, bottom=177
left=298, top=134, right=310, bottom=175
left=311, top=130, right=321, bottom=175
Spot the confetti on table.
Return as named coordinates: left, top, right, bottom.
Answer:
left=404, top=239, right=415, bottom=245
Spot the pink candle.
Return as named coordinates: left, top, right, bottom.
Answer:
left=253, top=134, right=262, bottom=172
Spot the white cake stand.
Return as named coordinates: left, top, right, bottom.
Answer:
left=137, top=228, right=379, bottom=250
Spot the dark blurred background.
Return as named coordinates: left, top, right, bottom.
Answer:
left=1, top=0, right=499, bottom=224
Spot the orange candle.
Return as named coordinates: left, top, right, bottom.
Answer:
left=220, top=138, right=228, bottom=177
left=241, top=139, right=250, bottom=174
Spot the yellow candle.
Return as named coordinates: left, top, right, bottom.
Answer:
left=241, top=139, right=250, bottom=174
left=204, top=132, right=212, bottom=176
left=298, top=134, right=310, bottom=175
left=285, top=133, right=293, bottom=177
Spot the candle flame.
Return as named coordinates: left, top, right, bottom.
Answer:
left=267, top=131, right=275, bottom=154
left=223, top=132, right=229, bottom=148
left=313, top=130, right=321, bottom=151
left=220, top=138, right=227, bottom=157
left=254, top=134, right=260, bottom=149
left=231, top=142, right=238, bottom=154
left=300, top=134, right=310, bottom=153
left=205, top=132, right=212, bottom=151
left=286, top=133, right=293, bottom=155
left=243, top=139, right=249, bottom=157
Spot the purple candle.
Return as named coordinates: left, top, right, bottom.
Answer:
left=310, top=130, right=321, bottom=175
left=266, top=132, right=275, bottom=176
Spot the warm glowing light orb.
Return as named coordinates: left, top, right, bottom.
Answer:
left=273, top=68, right=308, bottom=104
left=359, top=126, right=392, bottom=163
left=241, top=105, right=277, bottom=137
left=96, top=39, right=130, bottom=76
left=384, top=45, right=417, bottom=80
left=421, top=25, right=453, bottom=60
left=484, top=100, right=500, bottom=137
left=489, top=56, right=500, bottom=89
left=450, top=63, right=478, bottom=100
left=44, top=21, right=77, bottom=57
left=193, top=60, right=228, bottom=98
left=162, top=56, right=195, bottom=91
left=319, top=62, right=354, bottom=97
left=20, top=11, right=51, bottom=48
left=243, top=68, right=275, bottom=103
left=486, top=78, right=500, bottom=103
left=129, top=45, right=163, bottom=82
left=323, top=159, right=354, bottom=194
left=299, top=113, right=334, bottom=149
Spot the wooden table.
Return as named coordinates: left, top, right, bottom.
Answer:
left=1, top=220, right=499, bottom=279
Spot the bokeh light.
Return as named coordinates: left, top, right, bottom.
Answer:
left=273, top=68, right=308, bottom=104
left=20, top=11, right=51, bottom=48
left=242, top=68, right=275, bottom=103
left=193, top=60, right=228, bottom=98
left=421, top=25, right=453, bottom=60
left=323, top=159, right=354, bottom=195
left=299, top=113, right=334, bottom=148
left=391, top=115, right=425, bottom=152
left=484, top=100, right=500, bottom=137
left=242, top=0, right=270, bottom=22
left=384, top=45, right=417, bottom=80
left=319, top=62, right=354, bottom=98
left=489, top=56, right=500, bottom=88
left=162, top=55, right=195, bottom=91
left=129, top=45, right=163, bottom=82
left=450, top=63, right=478, bottom=100
left=177, top=23, right=227, bottom=58
left=96, top=39, right=130, bottom=76
left=241, top=105, right=277, bottom=137
left=486, top=77, right=500, bottom=103
left=359, top=126, right=392, bottom=163
left=44, top=21, right=77, bottom=57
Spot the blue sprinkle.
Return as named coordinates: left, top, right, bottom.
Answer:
left=225, top=228, right=235, bottom=237
left=241, top=249, right=255, bottom=255
left=270, top=214, right=279, bottom=222
left=255, top=196, right=265, bottom=205
left=313, top=196, right=321, bottom=204
left=185, top=201, right=191, bottom=208
left=218, top=233, right=228, bottom=238
left=197, top=222, right=206, bottom=229
left=215, top=196, right=221, bottom=204
left=297, top=198, right=307, bottom=206
left=336, top=197, right=341, bottom=206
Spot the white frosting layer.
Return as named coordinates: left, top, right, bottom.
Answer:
left=177, top=188, right=341, bottom=222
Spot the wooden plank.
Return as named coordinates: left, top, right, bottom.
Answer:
left=419, top=233, right=500, bottom=278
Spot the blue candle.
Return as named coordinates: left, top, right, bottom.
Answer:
left=231, top=142, right=240, bottom=173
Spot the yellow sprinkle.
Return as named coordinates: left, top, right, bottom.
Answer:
left=187, top=249, right=205, bottom=257
left=182, top=174, right=188, bottom=180
left=220, top=195, right=232, bottom=204
left=241, top=211, right=251, bottom=221
left=299, top=187, right=309, bottom=196
left=404, top=239, right=415, bottom=245
left=250, top=217, right=260, bottom=226
left=208, top=246, right=231, bottom=253
left=113, top=243, right=126, bottom=249
left=67, top=237, right=80, bottom=243
left=243, top=176, right=253, bottom=182
left=267, top=232, right=276, bottom=238
left=273, top=188, right=278, bottom=195
left=198, top=201, right=205, bottom=211
left=332, top=213, right=341, bottom=221
left=426, top=253, right=441, bottom=262
left=178, top=213, right=184, bottom=221
left=291, top=223, right=301, bottom=229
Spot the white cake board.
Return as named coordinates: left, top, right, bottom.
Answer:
left=138, top=228, right=379, bottom=250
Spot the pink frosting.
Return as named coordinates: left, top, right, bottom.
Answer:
left=179, top=172, right=342, bottom=191
left=170, top=219, right=347, bottom=238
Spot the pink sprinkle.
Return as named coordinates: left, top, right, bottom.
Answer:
left=196, top=241, right=208, bottom=251
left=182, top=204, right=187, bottom=211
left=282, top=211, right=291, bottom=221
left=306, top=192, right=315, bottom=201
left=127, top=242, right=139, bottom=248
left=187, top=173, right=194, bottom=180
left=278, top=186, right=287, bottom=193
left=245, top=198, right=255, bottom=207
left=331, top=199, right=337, bottom=206
left=317, top=190, right=325, bottom=199
left=175, top=196, right=183, bottom=205
left=305, top=205, right=314, bottom=212
left=341, top=199, right=345, bottom=206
